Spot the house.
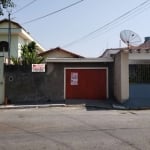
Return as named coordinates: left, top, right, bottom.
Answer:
left=0, top=19, right=45, bottom=62
left=3, top=43, right=150, bottom=108
left=100, top=37, right=150, bottom=108
left=3, top=31, right=150, bottom=108
left=39, top=47, right=84, bottom=59
left=4, top=55, right=114, bottom=104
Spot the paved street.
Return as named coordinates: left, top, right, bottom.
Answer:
left=0, top=107, right=150, bottom=150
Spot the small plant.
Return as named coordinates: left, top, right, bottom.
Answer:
left=11, top=57, right=21, bottom=65
left=11, top=41, right=44, bottom=65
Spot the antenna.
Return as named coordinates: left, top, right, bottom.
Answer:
left=120, top=30, right=142, bottom=47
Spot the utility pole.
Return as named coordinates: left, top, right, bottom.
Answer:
left=8, top=12, right=11, bottom=64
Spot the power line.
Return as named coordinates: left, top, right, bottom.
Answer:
left=88, top=0, right=150, bottom=40
left=62, top=0, right=150, bottom=48
left=22, top=0, right=84, bottom=25
left=12, top=0, right=38, bottom=14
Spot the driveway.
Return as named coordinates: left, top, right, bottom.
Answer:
left=0, top=107, right=150, bottom=150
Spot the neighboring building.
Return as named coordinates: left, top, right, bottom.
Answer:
left=0, top=19, right=45, bottom=62
left=39, top=47, right=84, bottom=59
left=101, top=37, right=150, bottom=108
left=101, top=42, right=150, bottom=64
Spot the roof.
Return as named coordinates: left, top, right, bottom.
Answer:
left=100, top=45, right=150, bottom=58
left=0, top=18, right=26, bottom=31
left=100, top=47, right=127, bottom=58
left=138, top=40, right=150, bottom=49
left=39, top=47, right=84, bottom=58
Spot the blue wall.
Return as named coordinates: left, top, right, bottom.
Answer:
left=128, top=84, right=150, bottom=108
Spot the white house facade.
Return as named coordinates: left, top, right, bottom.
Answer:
left=0, top=19, right=45, bottom=62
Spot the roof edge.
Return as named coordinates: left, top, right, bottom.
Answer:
left=46, top=57, right=113, bottom=63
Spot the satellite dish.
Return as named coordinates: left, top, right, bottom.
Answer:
left=120, top=30, right=142, bottom=47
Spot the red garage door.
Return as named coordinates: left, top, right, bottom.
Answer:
left=65, top=68, right=107, bottom=100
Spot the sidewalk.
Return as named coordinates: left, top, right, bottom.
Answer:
left=0, top=99, right=114, bottom=110
left=2, top=99, right=149, bottom=110
left=0, top=103, right=67, bottom=109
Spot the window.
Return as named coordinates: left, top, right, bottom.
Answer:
left=0, top=41, right=8, bottom=52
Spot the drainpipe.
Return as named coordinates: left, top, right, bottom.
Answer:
left=8, top=12, right=11, bottom=64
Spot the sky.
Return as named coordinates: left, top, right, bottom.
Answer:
left=1, top=0, right=150, bottom=57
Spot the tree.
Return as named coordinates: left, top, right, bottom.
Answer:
left=0, top=0, right=15, bottom=15
left=11, top=41, right=44, bottom=65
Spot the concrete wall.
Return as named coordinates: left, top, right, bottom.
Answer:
left=5, top=62, right=114, bottom=104
left=126, top=84, right=150, bottom=108
left=129, top=52, right=150, bottom=60
left=130, top=84, right=150, bottom=100
left=114, top=51, right=129, bottom=103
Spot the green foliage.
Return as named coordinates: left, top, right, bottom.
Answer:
left=11, top=41, right=44, bottom=65
left=0, top=0, right=15, bottom=15
left=11, top=57, right=21, bottom=65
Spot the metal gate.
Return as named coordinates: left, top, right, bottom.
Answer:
left=129, top=64, right=150, bottom=103
left=65, top=68, right=108, bottom=100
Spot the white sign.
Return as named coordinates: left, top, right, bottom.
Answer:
left=32, top=64, right=45, bottom=72
left=71, top=72, right=78, bottom=85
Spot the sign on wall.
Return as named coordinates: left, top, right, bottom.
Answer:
left=32, top=64, right=45, bottom=72
left=71, top=72, right=78, bottom=85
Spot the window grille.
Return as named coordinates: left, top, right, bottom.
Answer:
left=129, top=64, right=150, bottom=83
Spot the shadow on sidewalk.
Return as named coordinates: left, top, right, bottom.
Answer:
left=65, top=99, right=113, bottom=110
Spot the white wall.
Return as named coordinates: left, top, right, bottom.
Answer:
left=114, top=51, right=129, bottom=103
left=129, top=52, right=150, bottom=60
left=0, top=21, right=45, bottom=59
left=11, top=35, right=18, bottom=57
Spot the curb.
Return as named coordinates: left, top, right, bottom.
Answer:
left=0, top=104, right=86, bottom=109
left=0, top=104, right=66, bottom=109
left=2, top=104, right=149, bottom=110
